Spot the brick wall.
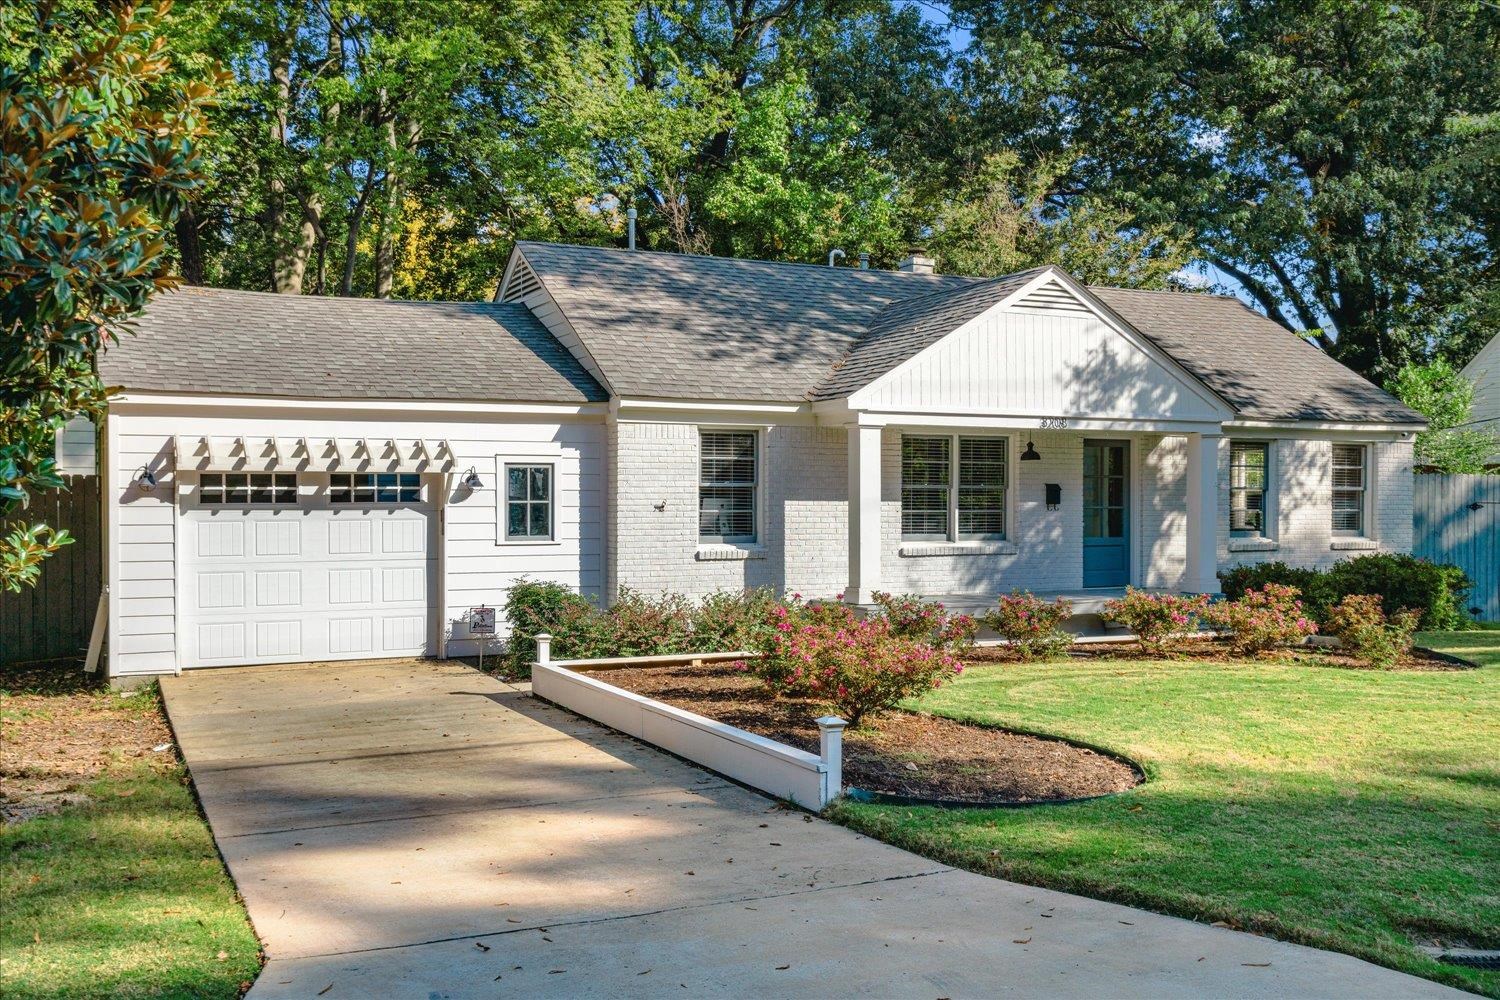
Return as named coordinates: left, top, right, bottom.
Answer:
left=608, top=421, right=847, bottom=601
left=608, top=421, right=1416, bottom=602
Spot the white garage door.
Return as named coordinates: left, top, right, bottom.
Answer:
left=181, top=472, right=437, bottom=667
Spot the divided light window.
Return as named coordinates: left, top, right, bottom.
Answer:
left=699, top=431, right=756, bottom=542
left=1229, top=442, right=1268, bottom=535
left=330, top=473, right=421, bottom=504
left=901, top=435, right=1007, bottom=541
left=200, top=473, right=297, bottom=505
left=1331, top=444, right=1366, bottom=536
left=505, top=464, right=553, bottom=540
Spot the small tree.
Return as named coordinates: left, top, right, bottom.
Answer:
left=1388, top=359, right=1498, bottom=473
left=0, top=0, right=222, bottom=591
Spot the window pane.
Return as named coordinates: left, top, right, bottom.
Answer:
left=529, top=466, right=550, bottom=501
left=1107, top=508, right=1125, bottom=537
left=354, top=479, right=375, bottom=503
left=250, top=473, right=273, bottom=504
left=700, top=432, right=756, bottom=540
left=699, top=486, right=754, bottom=539
left=958, top=488, right=1005, bottom=535
left=507, top=467, right=527, bottom=501
left=902, top=437, right=950, bottom=537
left=507, top=502, right=526, bottom=537
left=399, top=473, right=419, bottom=489
left=226, top=474, right=249, bottom=504
left=902, top=437, right=950, bottom=486
left=528, top=502, right=551, bottom=537
left=330, top=474, right=350, bottom=503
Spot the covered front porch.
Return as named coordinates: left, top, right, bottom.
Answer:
left=830, top=416, right=1227, bottom=612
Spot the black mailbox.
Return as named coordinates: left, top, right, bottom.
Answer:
left=1045, top=483, right=1062, bottom=510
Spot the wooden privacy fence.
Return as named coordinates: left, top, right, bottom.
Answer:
left=1413, top=473, right=1500, bottom=623
left=0, top=477, right=102, bottom=665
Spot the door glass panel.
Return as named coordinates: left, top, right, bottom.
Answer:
left=1083, top=443, right=1127, bottom=540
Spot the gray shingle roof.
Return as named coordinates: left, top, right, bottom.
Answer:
left=812, top=270, right=1045, bottom=400
left=101, top=286, right=606, bottom=403
left=1088, top=288, right=1424, bottom=423
left=515, top=241, right=977, bottom=401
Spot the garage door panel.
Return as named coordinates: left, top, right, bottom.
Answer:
left=182, top=480, right=435, bottom=667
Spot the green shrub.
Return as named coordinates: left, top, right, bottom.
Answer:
left=1200, top=583, right=1317, bottom=656
left=503, top=579, right=600, bottom=671
left=982, top=590, right=1075, bottom=660
left=1103, top=588, right=1209, bottom=655
left=608, top=587, right=695, bottom=657
left=1325, top=594, right=1420, bottom=668
left=691, top=588, right=781, bottom=651
left=1325, top=554, right=1469, bottom=631
left=1218, top=562, right=1336, bottom=618
left=1219, top=554, right=1470, bottom=630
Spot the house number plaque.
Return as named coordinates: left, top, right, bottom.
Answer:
left=1039, top=418, right=1070, bottom=429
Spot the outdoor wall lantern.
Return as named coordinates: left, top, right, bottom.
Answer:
left=132, top=466, right=158, bottom=492
left=1020, top=438, right=1042, bottom=461
left=1045, top=483, right=1062, bottom=510
left=460, top=467, right=483, bottom=490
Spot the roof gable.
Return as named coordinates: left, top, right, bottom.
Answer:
left=839, top=269, right=1233, bottom=423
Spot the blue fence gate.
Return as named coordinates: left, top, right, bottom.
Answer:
left=1413, top=474, right=1499, bottom=623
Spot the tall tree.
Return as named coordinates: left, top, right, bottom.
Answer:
left=954, top=0, right=1500, bottom=378
left=0, top=0, right=220, bottom=590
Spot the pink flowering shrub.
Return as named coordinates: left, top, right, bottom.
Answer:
left=871, top=592, right=979, bottom=650
left=1102, top=587, right=1209, bottom=655
left=1325, top=594, right=1420, bottom=669
left=1200, top=584, right=1317, bottom=655
left=743, top=595, right=968, bottom=726
left=982, top=590, right=1075, bottom=660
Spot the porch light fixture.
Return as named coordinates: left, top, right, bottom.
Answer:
left=1020, top=438, right=1042, bottom=461
left=132, top=466, right=158, bottom=491
left=460, top=467, right=483, bottom=490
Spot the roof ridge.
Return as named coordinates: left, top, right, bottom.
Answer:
left=517, top=239, right=985, bottom=281
left=1088, top=283, right=1242, bottom=302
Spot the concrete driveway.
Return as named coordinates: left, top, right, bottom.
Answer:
left=161, top=659, right=1463, bottom=999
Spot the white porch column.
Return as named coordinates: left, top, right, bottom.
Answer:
left=1184, top=431, right=1223, bottom=594
left=846, top=423, right=883, bottom=604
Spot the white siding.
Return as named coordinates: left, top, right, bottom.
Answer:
left=105, top=405, right=605, bottom=675
left=1461, top=334, right=1500, bottom=464
left=854, top=307, right=1225, bottom=423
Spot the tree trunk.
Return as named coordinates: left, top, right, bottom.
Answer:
left=339, top=172, right=375, bottom=296
left=173, top=205, right=205, bottom=285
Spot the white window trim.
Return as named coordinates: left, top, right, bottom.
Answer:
left=697, top=427, right=761, bottom=546
left=1228, top=439, right=1273, bottom=540
left=899, top=432, right=1014, bottom=543
left=1330, top=442, right=1371, bottom=540
left=501, top=461, right=557, bottom=544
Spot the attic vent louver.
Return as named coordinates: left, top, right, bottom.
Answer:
left=500, top=259, right=542, bottom=302
left=1013, top=280, right=1092, bottom=314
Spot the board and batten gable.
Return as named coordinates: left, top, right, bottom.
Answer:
left=104, top=397, right=605, bottom=675
left=844, top=276, right=1232, bottom=426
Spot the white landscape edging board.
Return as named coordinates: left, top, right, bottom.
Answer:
left=529, top=636, right=845, bottom=810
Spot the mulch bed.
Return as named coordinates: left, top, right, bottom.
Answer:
left=965, top=637, right=1471, bottom=671
left=599, top=663, right=1140, bottom=804
left=1, top=661, right=175, bottom=824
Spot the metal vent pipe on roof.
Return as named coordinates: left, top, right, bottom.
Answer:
left=626, top=207, right=637, bottom=250
left=827, top=248, right=846, bottom=267
left=858, top=252, right=869, bottom=270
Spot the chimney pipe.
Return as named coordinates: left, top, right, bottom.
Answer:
left=627, top=207, right=637, bottom=251
left=858, top=252, right=870, bottom=270
left=827, top=248, right=846, bottom=267
left=898, top=250, right=935, bottom=274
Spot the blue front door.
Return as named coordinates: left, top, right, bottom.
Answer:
left=1083, top=441, right=1130, bottom=588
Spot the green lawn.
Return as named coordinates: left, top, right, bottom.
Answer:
left=830, top=632, right=1500, bottom=997
left=1, top=682, right=261, bottom=1000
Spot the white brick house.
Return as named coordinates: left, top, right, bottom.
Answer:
left=93, top=242, right=1424, bottom=676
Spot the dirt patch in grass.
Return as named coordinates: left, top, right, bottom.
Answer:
left=1, top=661, right=174, bottom=824
left=965, top=637, right=1470, bottom=671
left=598, top=663, right=1139, bottom=803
